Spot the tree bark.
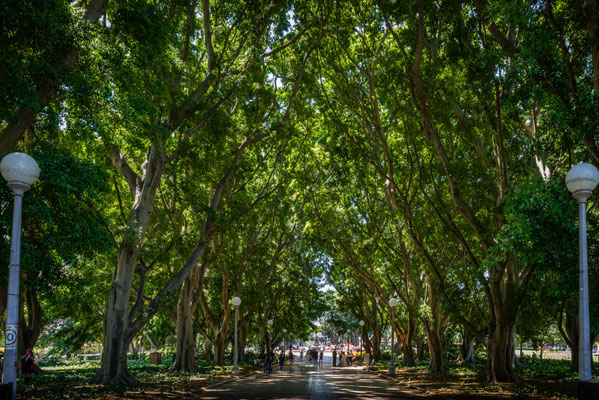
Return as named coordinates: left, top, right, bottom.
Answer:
left=172, top=270, right=198, bottom=372
left=18, top=288, right=44, bottom=374
left=422, top=279, right=448, bottom=372
left=238, top=320, right=250, bottom=362
left=486, top=321, right=518, bottom=382
left=96, top=244, right=141, bottom=384
left=416, top=337, right=427, bottom=361
left=201, top=340, right=213, bottom=361
left=400, top=336, right=416, bottom=367
left=422, top=321, right=443, bottom=371
left=94, top=146, right=167, bottom=384
left=212, top=328, right=228, bottom=366
left=457, top=331, right=476, bottom=363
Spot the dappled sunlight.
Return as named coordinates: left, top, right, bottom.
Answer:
left=201, top=364, right=421, bottom=399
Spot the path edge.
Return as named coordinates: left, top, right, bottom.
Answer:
left=364, top=367, right=451, bottom=399
left=191, top=369, right=260, bottom=394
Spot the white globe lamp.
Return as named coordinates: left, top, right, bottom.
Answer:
left=0, top=152, right=40, bottom=399
left=566, top=162, right=599, bottom=382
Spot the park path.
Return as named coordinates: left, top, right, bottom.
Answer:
left=198, top=361, right=425, bottom=399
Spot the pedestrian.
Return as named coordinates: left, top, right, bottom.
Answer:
left=348, top=350, right=353, bottom=366
left=300, top=349, right=304, bottom=361
left=319, top=349, right=324, bottom=365
left=289, top=349, right=294, bottom=365
left=278, top=352, right=285, bottom=371
left=269, top=349, right=275, bottom=373
left=264, top=349, right=274, bottom=374
left=20, top=349, right=35, bottom=384
left=332, top=348, right=337, bottom=367
left=264, top=351, right=269, bottom=373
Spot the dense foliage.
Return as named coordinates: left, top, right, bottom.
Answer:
left=1, top=0, right=598, bottom=387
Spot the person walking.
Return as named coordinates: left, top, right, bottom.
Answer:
left=300, top=349, right=304, bottom=361
left=278, top=352, right=285, bottom=371
left=332, top=348, right=337, bottom=367
left=289, top=349, right=294, bottom=365
left=263, top=350, right=269, bottom=373
left=319, top=349, right=324, bottom=365
left=20, top=349, right=35, bottom=384
left=264, top=349, right=274, bottom=374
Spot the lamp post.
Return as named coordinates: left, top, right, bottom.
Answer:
left=359, top=320, right=365, bottom=365
left=267, top=319, right=273, bottom=350
left=232, top=297, right=241, bottom=376
left=0, top=153, right=40, bottom=400
left=388, top=298, right=399, bottom=375
left=566, top=163, right=599, bottom=382
left=283, top=329, right=287, bottom=351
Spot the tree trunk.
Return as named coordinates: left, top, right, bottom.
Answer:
left=423, top=279, right=447, bottom=372
left=563, top=310, right=580, bottom=372
left=371, top=327, right=381, bottom=362
left=361, top=329, right=372, bottom=359
left=457, top=331, right=476, bottom=363
left=94, top=246, right=138, bottom=384
left=94, top=146, right=166, bottom=385
left=486, top=320, right=518, bottom=383
left=259, top=321, right=270, bottom=356
left=520, top=342, right=523, bottom=358
left=18, top=288, right=43, bottom=374
left=238, top=320, right=250, bottom=362
left=172, top=272, right=198, bottom=372
left=213, top=329, right=227, bottom=366
left=400, top=336, right=416, bottom=367
left=416, top=337, right=426, bottom=361
left=511, top=331, right=519, bottom=367
left=424, top=324, right=445, bottom=372
left=399, top=311, right=417, bottom=367
left=201, top=340, right=213, bottom=361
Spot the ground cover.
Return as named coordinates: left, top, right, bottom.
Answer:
left=18, top=357, right=582, bottom=399
left=20, top=359, right=256, bottom=399
left=368, top=357, right=579, bottom=400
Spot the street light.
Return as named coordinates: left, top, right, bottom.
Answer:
left=388, top=297, right=399, bottom=375
left=0, top=153, right=40, bottom=400
left=283, top=329, right=287, bottom=351
left=566, top=163, right=599, bottom=382
left=359, top=320, right=365, bottom=365
left=231, top=296, right=241, bottom=376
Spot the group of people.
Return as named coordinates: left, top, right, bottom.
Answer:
left=263, top=349, right=290, bottom=374
left=332, top=348, right=354, bottom=367
left=264, top=346, right=361, bottom=374
left=299, top=348, right=323, bottom=365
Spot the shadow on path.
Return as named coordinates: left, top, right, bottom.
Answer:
left=199, top=362, right=425, bottom=399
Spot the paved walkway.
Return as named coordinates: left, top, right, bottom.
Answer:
left=199, top=362, right=424, bottom=399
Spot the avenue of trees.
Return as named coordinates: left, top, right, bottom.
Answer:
left=1, top=0, right=598, bottom=385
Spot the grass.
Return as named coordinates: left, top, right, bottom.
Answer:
left=367, top=357, right=580, bottom=400
left=18, top=356, right=583, bottom=399
left=20, top=359, right=255, bottom=399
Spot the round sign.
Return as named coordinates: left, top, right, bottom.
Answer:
left=5, top=326, right=17, bottom=348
